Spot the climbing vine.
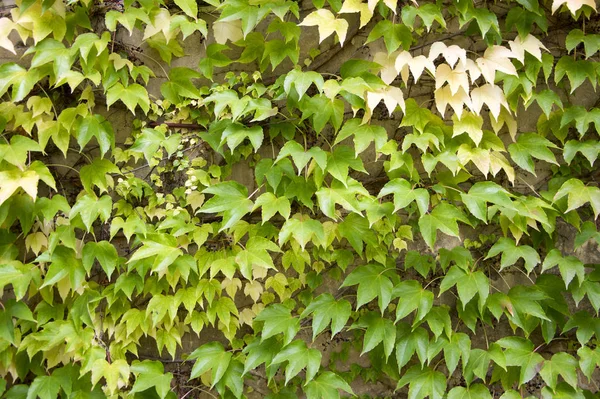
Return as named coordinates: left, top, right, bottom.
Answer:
left=1, top=0, right=600, bottom=397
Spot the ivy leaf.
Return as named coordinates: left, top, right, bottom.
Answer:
left=552, top=0, right=596, bottom=15
left=254, top=304, right=300, bottom=345
left=338, top=213, right=379, bottom=256
left=443, top=333, right=471, bottom=375
left=26, top=375, right=61, bottom=399
left=91, top=359, right=130, bottom=395
left=221, top=122, right=263, bottom=153
left=379, top=178, right=429, bottom=214
left=554, top=56, right=596, bottom=93
left=365, top=20, right=412, bottom=53
left=69, top=194, right=112, bottom=232
left=554, top=178, right=600, bottom=218
left=173, top=0, right=197, bottom=18
left=253, top=192, right=291, bottom=223
left=198, top=43, right=232, bottom=80
left=335, top=118, right=388, bottom=156
left=271, top=339, right=322, bottom=384
left=542, top=249, right=584, bottom=288
left=77, top=115, right=115, bottom=157
left=486, top=237, right=540, bottom=273
left=497, top=337, right=544, bottom=385
left=130, top=361, right=173, bottom=399
left=0, top=168, right=41, bottom=206
left=235, top=236, right=280, bottom=280
left=397, top=365, right=446, bottom=399
left=304, top=371, right=354, bottom=399
left=507, top=133, right=558, bottom=175
left=563, top=140, right=600, bottom=165
left=316, top=179, right=367, bottom=220
left=160, top=67, right=202, bottom=103
left=460, top=182, right=515, bottom=222
left=326, top=145, right=368, bottom=186
left=82, top=241, right=119, bottom=277
left=351, top=311, right=396, bottom=360
left=283, top=69, right=324, bottom=100
left=79, top=158, right=120, bottom=195
left=447, top=384, right=492, bottom=399
left=301, top=294, right=352, bottom=341
left=577, top=346, right=600, bottom=380
left=418, top=203, right=469, bottom=249
left=106, top=83, right=150, bottom=115
left=199, top=182, right=253, bottom=231
left=341, top=263, right=393, bottom=312
left=299, top=9, right=349, bottom=45
left=396, top=326, right=430, bottom=369
left=242, top=337, right=281, bottom=376
left=539, top=352, right=578, bottom=389
left=439, top=266, right=489, bottom=311
left=279, top=213, right=325, bottom=250
left=188, top=342, right=232, bottom=387
left=392, top=280, right=433, bottom=324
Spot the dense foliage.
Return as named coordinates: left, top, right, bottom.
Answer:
left=1, top=0, right=600, bottom=397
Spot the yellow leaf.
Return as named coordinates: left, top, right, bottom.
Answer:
left=490, top=108, right=518, bottom=140
left=470, top=83, right=510, bottom=120
left=0, top=169, right=40, bottom=205
left=508, top=34, right=548, bottom=63
left=244, top=280, right=264, bottom=302
left=552, top=0, right=596, bottom=14
left=490, top=152, right=515, bottom=184
left=457, top=145, right=491, bottom=176
left=0, top=18, right=15, bottom=54
left=299, top=9, right=349, bottom=45
left=429, top=42, right=466, bottom=68
left=25, top=232, right=47, bottom=255
left=434, top=86, right=470, bottom=119
left=213, top=19, right=243, bottom=44
left=222, top=277, right=242, bottom=298
left=339, top=0, right=373, bottom=28
left=435, top=63, right=470, bottom=95
left=143, top=9, right=173, bottom=42
left=374, top=51, right=400, bottom=84
left=476, top=45, right=517, bottom=84
left=395, top=51, right=435, bottom=83
left=366, top=86, right=405, bottom=115
left=452, top=112, right=484, bottom=145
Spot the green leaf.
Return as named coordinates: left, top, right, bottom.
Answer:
left=554, top=178, right=600, bottom=218
left=418, top=203, right=469, bottom=249
left=577, top=346, right=600, bottom=380
left=486, top=237, right=540, bottom=273
left=379, top=178, right=429, bottom=215
left=173, top=0, right=197, bottom=18
left=338, top=213, right=379, bottom=255
left=554, top=56, right=596, bottom=93
left=542, top=249, right=584, bottom=288
left=447, top=384, right=492, bottom=399
left=397, top=365, right=447, bottom=399
left=76, top=115, right=115, bottom=157
left=304, top=371, right=354, bottom=399
left=198, top=44, right=232, bottom=80
left=189, top=342, right=232, bottom=387
left=335, top=118, right=388, bottom=156
left=82, top=241, right=119, bottom=277
left=439, top=266, right=489, bottom=311
left=106, top=83, right=150, bottom=115
left=351, top=311, right=396, bottom=359
left=130, top=361, right=173, bottom=399
left=253, top=192, right=291, bottom=223
left=396, top=326, right=429, bottom=369
left=316, top=179, right=366, bottom=220
left=271, top=339, right=322, bottom=384
left=199, top=182, right=254, bottom=231
left=507, top=133, right=558, bottom=175
left=496, top=337, right=544, bottom=385
left=79, top=158, right=120, bottom=195
left=220, top=122, right=263, bottom=153
left=283, top=69, right=324, bottom=100
left=69, top=194, right=112, bottom=232
left=341, top=263, right=393, bottom=312
left=392, top=280, right=433, bottom=323
left=300, top=293, right=352, bottom=340
left=539, top=352, right=578, bottom=389
left=365, top=20, right=412, bottom=53
left=254, top=304, right=300, bottom=345
left=26, top=375, right=61, bottom=399
left=279, top=213, right=325, bottom=250
left=460, top=182, right=515, bottom=222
